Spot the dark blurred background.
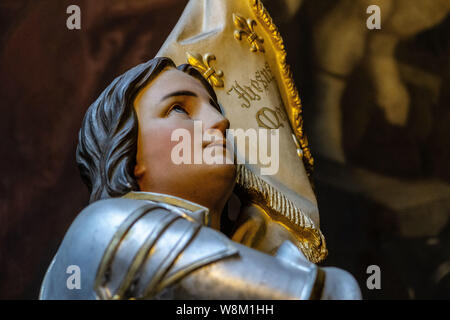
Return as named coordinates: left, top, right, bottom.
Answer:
left=0, top=0, right=448, bottom=299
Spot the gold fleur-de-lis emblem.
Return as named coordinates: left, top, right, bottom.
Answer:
left=186, top=52, right=224, bottom=88
left=233, top=13, right=264, bottom=53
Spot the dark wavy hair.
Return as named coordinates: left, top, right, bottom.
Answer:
left=76, top=57, right=219, bottom=203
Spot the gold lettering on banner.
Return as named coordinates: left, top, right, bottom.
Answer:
left=227, top=63, right=274, bottom=109
left=274, top=105, right=287, bottom=121
left=227, top=81, right=254, bottom=108
left=256, top=106, right=287, bottom=129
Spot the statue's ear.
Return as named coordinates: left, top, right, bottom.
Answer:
left=134, top=163, right=146, bottom=179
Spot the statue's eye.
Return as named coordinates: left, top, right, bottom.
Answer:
left=169, top=104, right=188, bottom=115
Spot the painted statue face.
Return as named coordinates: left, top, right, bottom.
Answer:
left=133, top=67, right=236, bottom=229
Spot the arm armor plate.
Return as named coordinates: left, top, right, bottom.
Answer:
left=39, top=195, right=325, bottom=300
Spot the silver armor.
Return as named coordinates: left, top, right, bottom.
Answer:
left=39, top=192, right=361, bottom=300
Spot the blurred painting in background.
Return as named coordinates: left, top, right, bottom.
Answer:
left=0, top=0, right=448, bottom=299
